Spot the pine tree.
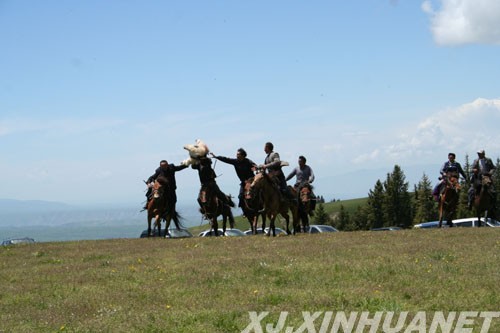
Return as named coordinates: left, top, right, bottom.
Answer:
left=383, top=165, right=412, bottom=228
left=366, top=180, right=385, bottom=229
left=313, top=203, right=331, bottom=225
left=457, top=153, right=472, bottom=218
left=413, top=173, right=438, bottom=224
left=335, top=204, right=350, bottom=230
left=351, top=205, right=370, bottom=231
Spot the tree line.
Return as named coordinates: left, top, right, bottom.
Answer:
left=313, top=155, right=500, bottom=231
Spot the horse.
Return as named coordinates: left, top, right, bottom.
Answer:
left=473, top=174, right=495, bottom=227
left=242, top=177, right=266, bottom=234
left=249, top=171, right=298, bottom=236
left=146, top=176, right=182, bottom=237
left=198, top=184, right=234, bottom=236
left=438, top=172, right=460, bottom=228
left=293, top=183, right=315, bottom=232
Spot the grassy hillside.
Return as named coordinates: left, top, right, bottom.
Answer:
left=1, top=228, right=499, bottom=332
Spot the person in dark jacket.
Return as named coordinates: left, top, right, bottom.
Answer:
left=210, top=148, right=256, bottom=208
left=143, top=160, right=188, bottom=210
left=468, top=149, right=496, bottom=210
left=432, top=153, right=467, bottom=202
left=191, top=157, right=234, bottom=207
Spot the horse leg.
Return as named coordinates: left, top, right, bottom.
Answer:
left=267, top=215, right=276, bottom=237
left=147, top=214, right=153, bottom=237
left=155, top=215, right=162, bottom=237
left=213, top=218, right=219, bottom=236
left=228, top=208, right=235, bottom=229
left=438, top=202, right=444, bottom=228
left=222, top=212, right=227, bottom=234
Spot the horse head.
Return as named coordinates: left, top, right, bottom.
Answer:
left=299, top=185, right=312, bottom=204
left=244, top=177, right=255, bottom=200
left=482, top=174, right=492, bottom=187
left=445, top=172, right=460, bottom=192
left=249, top=171, right=266, bottom=191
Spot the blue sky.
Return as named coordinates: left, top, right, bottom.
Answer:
left=1, top=0, right=500, bottom=206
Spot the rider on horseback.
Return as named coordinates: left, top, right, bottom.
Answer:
left=286, top=155, right=316, bottom=213
left=432, top=153, right=467, bottom=202
left=192, top=156, right=235, bottom=208
left=468, top=149, right=496, bottom=210
left=210, top=148, right=256, bottom=208
left=260, top=142, right=294, bottom=201
left=143, top=160, right=188, bottom=211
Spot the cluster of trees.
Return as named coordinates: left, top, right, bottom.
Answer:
left=314, top=155, right=500, bottom=231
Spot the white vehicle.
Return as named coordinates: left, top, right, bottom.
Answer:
left=414, top=217, right=500, bottom=228
left=451, top=217, right=500, bottom=227
left=198, top=228, right=247, bottom=237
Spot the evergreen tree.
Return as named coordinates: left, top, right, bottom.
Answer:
left=493, top=158, right=500, bottom=213
left=335, top=204, right=350, bottom=230
left=457, top=153, right=472, bottom=218
left=351, top=205, right=370, bottom=231
left=366, top=180, right=385, bottom=229
left=383, top=165, right=413, bottom=228
left=413, top=173, right=438, bottom=224
left=313, top=203, right=331, bottom=225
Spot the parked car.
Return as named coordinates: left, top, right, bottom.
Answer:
left=452, top=217, right=500, bottom=227
left=371, top=226, right=402, bottom=231
left=140, top=228, right=193, bottom=238
left=1, top=237, right=35, bottom=246
left=198, top=228, right=247, bottom=237
left=414, top=217, right=500, bottom=229
left=243, top=227, right=288, bottom=236
left=304, top=224, right=338, bottom=233
left=165, top=228, right=193, bottom=238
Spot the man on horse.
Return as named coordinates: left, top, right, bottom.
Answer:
left=468, top=149, right=496, bottom=210
left=143, top=160, right=188, bottom=210
left=286, top=155, right=317, bottom=213
left=260, top=142, right=294, bottom=200
left=432, top=153, right=467, bottom=202
left=192, top=156, right=235, bottom=208
left=210, top=148, right=256, bottom=208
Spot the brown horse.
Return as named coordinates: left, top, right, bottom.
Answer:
left=146, top=177, right=182, bottom=237
left=242, top=178, right=266, bottom=234
left=438, top=172, right=460, bottom=228
left=250, top=171, right=298, bottom=236
left=292, top=184, right=316, bottom=233
left=473, top=175, right=495, bottom=227
left=198, top=184, right=234, bottom=236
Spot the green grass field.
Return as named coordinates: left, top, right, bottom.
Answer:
left=1, top=227, right=499, bottom=332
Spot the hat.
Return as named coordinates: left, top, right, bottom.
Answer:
left=477, top=149, right=485, bottom=154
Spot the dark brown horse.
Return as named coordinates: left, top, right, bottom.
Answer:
left=242, top=177, right=266, bottom=234
left=473, top=175, right=495, bottom=227
left=250, top=171, right=298, bottom=236
left=146, top=177, right=182, bottom=237
left=438, top=172, right=460, bottom=228
left=198, top=184, right=234, bottom=236
left=292, top=184, right=315, bottom=233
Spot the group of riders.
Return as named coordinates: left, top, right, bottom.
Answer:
left=143, top=141, right=317, bottom=219
left=432, top=149, right=497, bottom=213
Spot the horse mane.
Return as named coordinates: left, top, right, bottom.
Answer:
left=156, top=176, right=169, bottom=186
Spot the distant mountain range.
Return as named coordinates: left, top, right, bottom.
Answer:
left=0, top=199, right=202, bottom=228
left=0, top=198, right=72, bottom=212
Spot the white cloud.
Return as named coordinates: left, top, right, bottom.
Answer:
left=382, top=98, right=500, bottom=163
left=422, top=0, right=500, bottom=45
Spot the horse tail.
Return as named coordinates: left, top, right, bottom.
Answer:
left=172, top=208, right=185, bottom=229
